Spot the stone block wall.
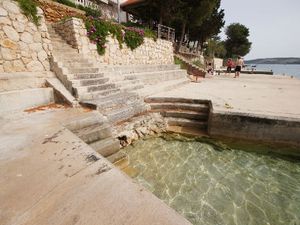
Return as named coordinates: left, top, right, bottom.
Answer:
left=37, top=0, right=85, bottom=23
left=0, top=0, right=52, bottom=73
left=53, top=17, right=174, bottom=65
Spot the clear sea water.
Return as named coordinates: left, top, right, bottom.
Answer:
left=253, top=64, right=300, bottom=78
left=124, top=135, right=300, bottom=225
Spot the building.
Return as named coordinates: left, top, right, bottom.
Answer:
left=73, top=0, right=119, bottom=20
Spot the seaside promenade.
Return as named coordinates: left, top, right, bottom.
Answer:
left=151, top=74, right=300, bottom=119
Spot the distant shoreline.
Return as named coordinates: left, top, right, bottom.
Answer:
left=246, top=57, right=300, bottom=65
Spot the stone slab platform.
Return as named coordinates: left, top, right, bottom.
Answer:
left=151, top=74, right=300, bottom=119
left=0, top=108, right=191, bottom=225
left=149, top=74, right=300, bottom=146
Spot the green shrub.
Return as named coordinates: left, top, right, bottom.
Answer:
left=122, top=22, right=157, bottom=41
left=16, top=0, right=40, bottom=25
left=174, top=57, right=187, bottom=70
left=144, top=27, right=157, bottom=41
left=124, top=28, right=144, bottom=50
left=85, top=17, right=147, bottom=55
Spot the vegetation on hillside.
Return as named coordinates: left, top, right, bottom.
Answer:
left=15, top=0, right=40, bottom=25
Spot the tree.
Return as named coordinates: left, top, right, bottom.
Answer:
left=205, top=36, right=226, bottom=58
left=175, top=0, right=218, bottom=51
left=225, top=23, right=252, bottom=57
left=190, top=0, right=225, bottom=51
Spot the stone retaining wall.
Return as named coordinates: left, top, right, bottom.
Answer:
left=37, top=0, right=85, bottom=23
left=53, top=17, right=174, bottom=65
left=0, top=0, right=52, bottom=73
left=209, top=111, right=300, bottom=146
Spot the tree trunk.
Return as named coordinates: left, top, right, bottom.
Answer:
left=177, top=21, right=186, bottom=53
left=159, top=7, right=163, bottom=25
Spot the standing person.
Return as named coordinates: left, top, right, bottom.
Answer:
left=234, top=56, right=244, bottom=78
left=225, top=58, right=234, bottom=75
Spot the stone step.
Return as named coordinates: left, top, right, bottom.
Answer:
left=80, top=92, right=140, bottom=110
left=136, top=78, right=189, bottom=98
left=75, top=83, right=116, bottom=96
left=124, top=70, right=187, bottom=82
left=64, top=111, right=107, bottom=131
left=120, top=83, right=144, bottom=92
left=62, top=59, right=91, bottom=64
left=89, top=138, right=120, bottom=157
left=56, top=53, right=86, bottom=59
left=80, top=88, right=121, bottom=101
left=103, top=64, right=181, bottom=75
left=105, top=101, right=146, bottom=124
left=150, top=102, right=209, bottom=113
left=145, top=97, right=210, bottom=105
left=166, top=117, right=207, bottom=130
left=53, top=48, right=78, bottom=54
left=98, top=96, right=142, bottom=114
left=155, top=110, right=209, bottom=121
left=107, top=151, right=128, bottom=165
left=142, top=73, right=187, bottom=85
left=71, top=68, right=99, bottom=74
left=73, top=73, right=105, bottom=79
left=71, top=77, right=109, bottom=87
left=66, top=62, right=95, bottom=68
left=73, top=123, right=112, bottom=144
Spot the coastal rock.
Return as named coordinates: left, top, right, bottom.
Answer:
left=3, top=25, right=19, bottom=41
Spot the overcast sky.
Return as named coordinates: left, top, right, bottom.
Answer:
left=220, top=0, right=300, bottom=59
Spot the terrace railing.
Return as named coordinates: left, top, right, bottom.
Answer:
left=157, top=24, right=175, bottom=42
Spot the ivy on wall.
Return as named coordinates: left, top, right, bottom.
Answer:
left=85, top=17, right=157, bottom=55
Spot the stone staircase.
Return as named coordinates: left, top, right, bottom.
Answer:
left=48, top=24, right=190, bottom=124
left=64, top=111, right=128, bottom=167
left=174, top=54, right=206, bottom=78
left=145, top=97, right=211, bottom=135
left=48, top=25, right=147, bottom=124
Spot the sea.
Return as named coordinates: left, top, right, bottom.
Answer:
left=251, top=64, right=300, bottom=79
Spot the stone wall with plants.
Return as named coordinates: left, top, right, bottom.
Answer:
left=0, top=0, right=52, bottom=73
left=53, top=17, right=174, bottom=65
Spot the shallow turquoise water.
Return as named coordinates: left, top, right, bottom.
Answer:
left=124, top=135, right=300, bottom=225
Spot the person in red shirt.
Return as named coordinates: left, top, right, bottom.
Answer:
left=225, top=58, right=234, bottom=75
